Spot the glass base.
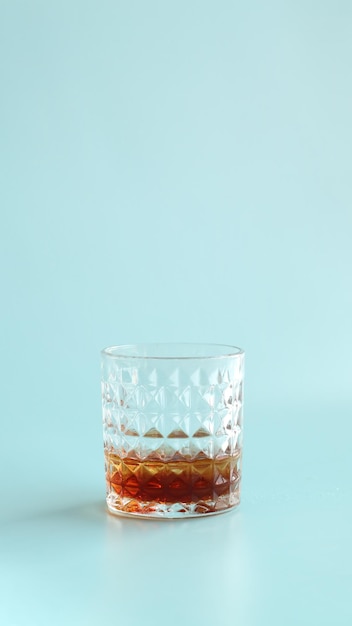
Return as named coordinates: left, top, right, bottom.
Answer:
left=106, top=493, right=240, bottom=519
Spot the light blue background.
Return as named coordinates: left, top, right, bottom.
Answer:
left=1, top=1, right=351, bottom=625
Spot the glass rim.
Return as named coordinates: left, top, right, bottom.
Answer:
left=101, top=342, right=244, bottom=361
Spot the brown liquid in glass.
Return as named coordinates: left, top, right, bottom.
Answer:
left=105, top=450, right=241, bottom=504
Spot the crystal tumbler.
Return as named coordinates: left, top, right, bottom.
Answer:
left=101, top=343, right=244, bottom=519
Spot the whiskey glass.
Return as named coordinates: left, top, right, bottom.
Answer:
left=101, top=343, right=244, bottom=519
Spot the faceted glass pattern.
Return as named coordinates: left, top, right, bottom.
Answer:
left=101, top=343, right=244, bottom=518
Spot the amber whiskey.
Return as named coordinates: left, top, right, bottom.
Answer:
left=105, top=449, right=241, bottom=513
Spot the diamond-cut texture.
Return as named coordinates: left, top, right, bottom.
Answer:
left=102, top=355, right=244, bottom=517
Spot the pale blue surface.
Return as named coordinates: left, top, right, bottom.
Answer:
left=0, top=2, right=351, bottom=625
